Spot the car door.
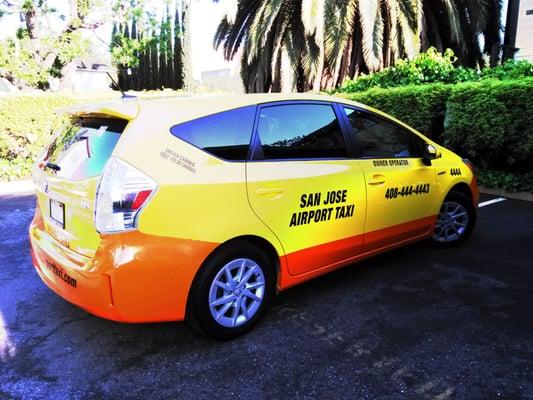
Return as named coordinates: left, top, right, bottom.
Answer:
left=339, top=106, right=439, bottom=251
left=246, top=102, right=366, bottom=276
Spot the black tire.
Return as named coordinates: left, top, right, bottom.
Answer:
left=186, top=240, right=275, bottom=340
left=431, top=190, right=476, bottom=247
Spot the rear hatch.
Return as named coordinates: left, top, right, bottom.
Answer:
left=33, top=114, right=129, bottom=257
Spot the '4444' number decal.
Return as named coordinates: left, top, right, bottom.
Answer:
left=450, top=168, right=462, bottom=176
left=385, top=184, right=430, bottom=199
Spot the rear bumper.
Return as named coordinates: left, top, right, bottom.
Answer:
left=30, top=222, right=117, bottom=320
left=29, top=210, right=218, bottom=323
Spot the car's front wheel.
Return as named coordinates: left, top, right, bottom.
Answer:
left=187, top=241, right=275, bottom=339
left=431, top=191, right=476, bottom=246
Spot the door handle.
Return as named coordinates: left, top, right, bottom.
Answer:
left=368, top=174, right=386, bottom=185
left=256, top=187, right=285, bottom=196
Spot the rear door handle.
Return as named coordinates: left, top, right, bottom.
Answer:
left=368, top=174, right=386, bottom=185
left=256, top=187, right=285, bottom=196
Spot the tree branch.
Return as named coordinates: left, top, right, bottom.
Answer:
left=64, top=0, right=104, bottom=33
left=65, top=20, right=104, bottom=33
left=0, top=0, right=18, bottom=8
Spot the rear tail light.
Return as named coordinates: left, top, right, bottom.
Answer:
left=95, top=157, right=157, bottom=233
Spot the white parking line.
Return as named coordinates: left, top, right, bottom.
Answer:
left=478, top=197, right=506, bottom=208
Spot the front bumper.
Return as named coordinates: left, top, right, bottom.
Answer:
left=29, top=210, right=218, bottom=322
left=470, top=175, right=480, bottom=207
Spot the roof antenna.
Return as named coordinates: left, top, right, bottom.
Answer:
left=106, top=70, right=137, bottom=99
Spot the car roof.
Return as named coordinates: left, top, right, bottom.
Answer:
left=59, top=92, right=433, bottom=146
left=62, top=93, right=365, bottom=122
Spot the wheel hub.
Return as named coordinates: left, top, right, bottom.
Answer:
left=432, top=201, right=469, bottom=243
left=208, top=258, right=266, bottom=328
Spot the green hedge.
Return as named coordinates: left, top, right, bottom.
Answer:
left=339, top=78, right=533, bottom=192
left=0, top=93, right=121, bottom=180
left=444, top=79, right=533, bottom=172
left=1, top=83, right=532, bottom=192
left=0, top=90, right=192, bottom=181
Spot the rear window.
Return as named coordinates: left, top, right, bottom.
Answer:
left=169, top=106, right=256, bottom=161
left=43, top=116, right=128, bottom=180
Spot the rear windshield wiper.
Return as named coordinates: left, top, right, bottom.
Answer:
left=44, top=162, right=61, bottom=172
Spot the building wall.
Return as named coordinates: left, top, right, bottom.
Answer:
left=61, top=69, right=113, bottom=93
left=516, top=0, right=533, bottom=60
left=200, top=68, right=244, bottom=93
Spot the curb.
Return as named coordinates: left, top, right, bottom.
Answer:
left=479, top=186, right=533, bottom=202
left=0, top=180, right=35, bottom=196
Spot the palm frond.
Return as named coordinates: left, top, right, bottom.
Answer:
left=358, top=0, right=383, bottom=71
left=396, top=0, right=420, bottom=59
left=324, top=0, right=356, bottom=73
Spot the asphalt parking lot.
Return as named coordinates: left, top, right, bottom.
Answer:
left=0, top=193, right=532, bottom=399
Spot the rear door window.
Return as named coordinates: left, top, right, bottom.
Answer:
left=170, top=106, right=256, bottom=161
left=43, top=117, right=128, bottom=180
left=255, top=104, right=347, bottom=160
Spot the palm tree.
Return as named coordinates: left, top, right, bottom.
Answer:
left=215, top=0, right=308, bottom=92
left=214, top=0, right=501, bottom=92
left=321, top=0, right=422, bottom=88
left=421, top=0, right=501, bottom=67
left=182, top=0, right=194, bottom=90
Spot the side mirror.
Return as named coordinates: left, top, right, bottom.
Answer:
left=422, top=144, right=441, bottom=166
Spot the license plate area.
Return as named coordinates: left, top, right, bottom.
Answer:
left=49, top=199, right=65, bottom=229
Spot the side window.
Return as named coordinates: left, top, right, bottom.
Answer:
left=343, top=107, right=423, bottom=158
left=170, top=106, right=256, bottom=161
left=256, top=104, right=347, bottom=160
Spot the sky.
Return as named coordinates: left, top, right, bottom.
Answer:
left=189, top=0, right=236, bottom=79
left=0, top=0, right=235, bottom=81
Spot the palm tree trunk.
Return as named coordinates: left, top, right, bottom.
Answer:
left=333, top=34, right=353, bottom=88
left=272, top=52, right=282, bottom=92
left=280, top=48, right=294, bottom=93
left=182, top=0, right=193, bottom=91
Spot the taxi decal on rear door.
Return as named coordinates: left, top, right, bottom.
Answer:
left=289, top=189, right=355, bottom=227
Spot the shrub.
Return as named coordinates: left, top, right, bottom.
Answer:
left=444, top=79, right=533, bottom=172
left=340, top=48, right=533, bottom=93
left=477, top=170, right=533, bottom=193
left=340, top=48, right=459, bottom=92
left=481, top=60, right=533, bottom=81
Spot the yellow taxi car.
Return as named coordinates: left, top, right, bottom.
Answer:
left=30, top=94, right=478, bottom=339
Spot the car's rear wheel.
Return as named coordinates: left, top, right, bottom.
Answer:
left=431, top=191, right=476, bottom=246
left=187, top=241, right=275, bottom=339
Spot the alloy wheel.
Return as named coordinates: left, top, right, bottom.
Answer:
left=432, top=201, right=469, bottom=243
left=208, top=258, right=266, bottom=328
